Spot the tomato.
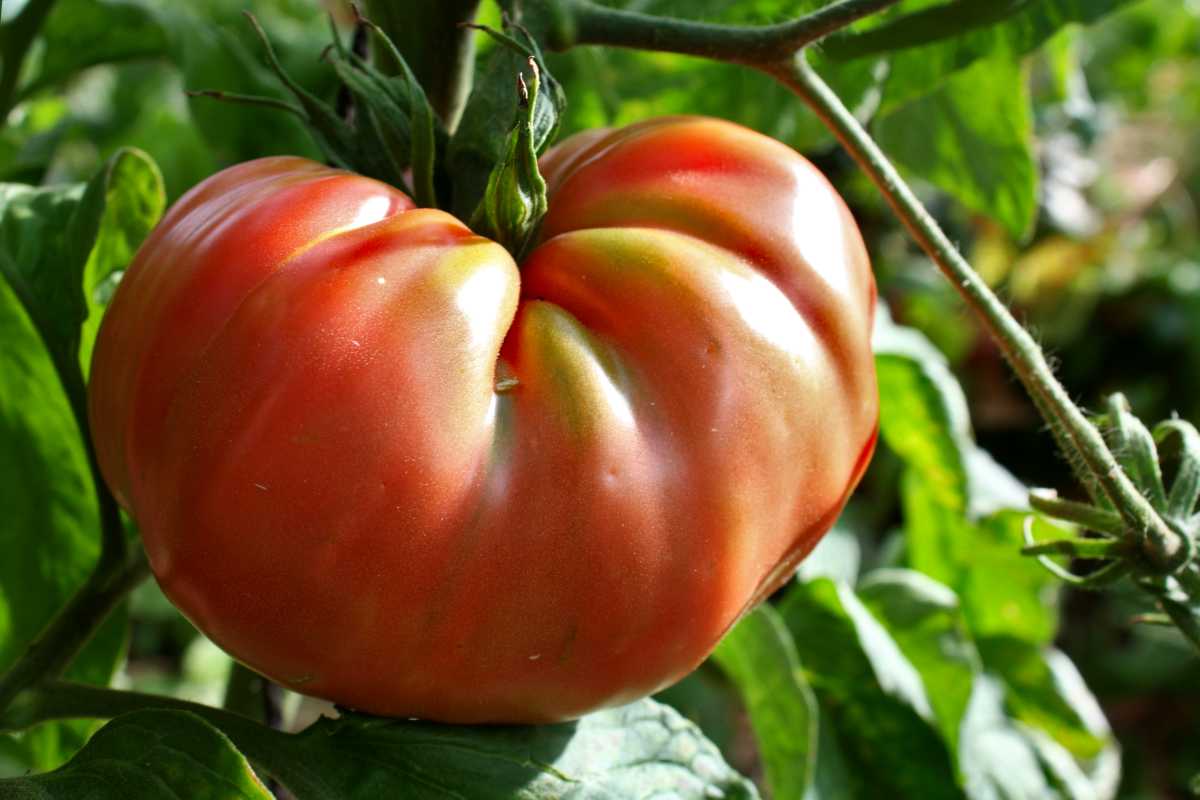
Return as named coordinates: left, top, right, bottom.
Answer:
left=89, top=116, right=878, bottom=723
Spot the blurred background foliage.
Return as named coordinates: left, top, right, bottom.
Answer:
left=0, top=0, right=1198, bottom=797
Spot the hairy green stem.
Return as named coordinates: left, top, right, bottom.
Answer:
left=1028, top=491, right=1125, bottom=537
left=548, top=0, right=902, bottom=63
left=769, top=55, right=1185, bottom=571
left=0, top=551, right=149, bottom=713
left=365, top=0, right=481, bottom=131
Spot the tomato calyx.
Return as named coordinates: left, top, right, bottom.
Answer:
left=468, top=56, right=549, bottom=261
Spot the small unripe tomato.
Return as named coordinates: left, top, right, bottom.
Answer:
left=89, top=117, right=877, bottom=723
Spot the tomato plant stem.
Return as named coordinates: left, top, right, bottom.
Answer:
left=0, top=681, right=301, bottom=787
left=769, top=55, right=1186, bottom=572
left=548, top=0, right=902, bottom=63
left=365, top=0, right=481, bottom=132
left=0, top=551, right=149, bottom=714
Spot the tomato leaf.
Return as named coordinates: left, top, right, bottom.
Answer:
left=875, top=54, right=1038, bottom=240
left=874, top=306, right=973, bottom=515
left=905, top=481, right=1061, bottom=645
left=834, top=0, right=1139, bottom=112
left=212, top=698, right=758, bottom=799
left=781, top=578, right=962, bottom=799
left=0, top=149, right=162, bottom=775
left=977, top=637, right=1112, bottom=761
left=0, top=710, right=272, bottom=799
left=0, top=148, right=164, bottom=391
left=822, top=0, right=1038, bottom=61
left=712, top=605, right=818, bottom=800
left=788, top=569, right=1114, bottom=799
left=856, top=569, right=978, bottom=760
left=15, top=0, right=170, bottom=104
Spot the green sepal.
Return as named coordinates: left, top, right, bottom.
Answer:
left=344, top=10, right=440, bottom=207
left=447, top=14, right=565, bottom=221
left=469, top=56, right=550, bottom=260
left=1155, top=418, right=1200, bottom=522
left=1101, top=393, right=1168, bottom=511
left=195, top=13, right=441, bottom=204
left=1027, top=489, right=1125, bottom=538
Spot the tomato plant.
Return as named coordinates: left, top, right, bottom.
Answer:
left=88, top=117, right=877, bottom=723
left=2, top=1, right=1199, bottom=798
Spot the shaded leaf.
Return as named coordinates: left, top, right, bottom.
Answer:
left=875, top=55, right=1037, bottom=239
left=835, top=0, right=1139, bottom=111
left=857, top=569, right=977, bottom=759
left=18, top=0, right=169, bottom=102
left=0, top=148, right=163, bottom=390
left=781, top=579, right=961, bottom=800
left=0, top=710, right=271, bottom=799
left=214, top=698, right=758, bottom=800
left=0, top=150, right=161, bottom=774
left=713, top=605, right=817, bottom=800
left=977, top=637, right=1110, bottom=761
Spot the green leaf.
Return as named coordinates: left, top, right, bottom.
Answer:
left=822, top=0, right=1038, bottom=62
left=0, top=148, right=163, bottom=393
left=78, top=150, right=167, bottom=375
left=874, top=313, right=972, bottom=515
left=875, top=54, right=1037, bottom=239
left=856, top=569, right=978, bottom=759
left=976, top=638, right=1110, bottom=761
left=873, top=312, right=1056, bottom=644
left=17, top=0, right=169, bottom=103
left=782, top=572, right=1113, bottom=798
left=905, top=479, right=1060, bottom=645
left=0, top=150, right=162, bottom=774
left=0, top=710, right=271, bottom=799
left=652, top=666, right=742, bottom=757
left=836, top=0, right=1139, bottom=111
left=781, top=579, right=962, bottom=800
left=237, top=698, right=758, bottom=800
left=956, top=673, right=1064, bottom=800
left=161, top=7, right=323, bottom=168
left=713, top=605, right=817, bottom=800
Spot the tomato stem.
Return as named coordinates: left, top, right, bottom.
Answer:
left=769, top=55, right=1187, bottom=574
left=0, top=680, right=301, bottom=787
left=545, top=0, right=902, bottom=62
left=0, top=551, right=149, bottom=715
left=365, top=0, right=482, bottom=133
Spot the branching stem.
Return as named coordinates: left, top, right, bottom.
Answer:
left=767, top=56, right=1186, bottom=573
left=0, top=551, right=148, bottom=713
left=548, top=0, right=902, bottom=63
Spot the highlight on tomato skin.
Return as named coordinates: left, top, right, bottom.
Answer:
left=87, top=115, right=879, bottom=724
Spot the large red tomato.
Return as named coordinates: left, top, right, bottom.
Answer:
left=89, top=116, right=878, bottom=723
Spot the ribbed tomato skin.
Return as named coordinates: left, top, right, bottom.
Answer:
left=89, top=117, right=877, bottom=723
